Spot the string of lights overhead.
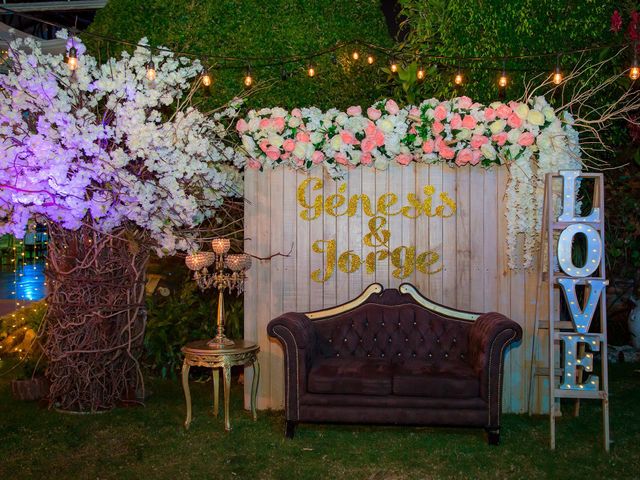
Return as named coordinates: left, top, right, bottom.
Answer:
left=1, top=5, right=639, bottom=89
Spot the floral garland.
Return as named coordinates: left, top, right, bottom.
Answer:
left=237, top=96, right=581, bottom=268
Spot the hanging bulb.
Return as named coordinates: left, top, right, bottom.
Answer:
left=307, top=63, right=316, bottom=77
left=146, top=60, right=156, bottom=81
left=498, top=73, right=508, bottom=88
left=630, top=43, right=640, bottom=81
left=417, top=65, right=425, bottom=80
left=244, top=66, right=253, bottom=87
left=201, top=69, right=212, bottom=87
left=390, top=58, right=398, bottom=73
left=454, top=68, right=463, bottom=86
left=66, top=46, right=78, bottom=71
left=367, top=54, right=375, bottom=65
left=352, top=50, right=359, bottom=61
left=552, top=55, right=563, bottom=85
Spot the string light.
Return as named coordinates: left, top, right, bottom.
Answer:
left=553, top=54, right=563, bottom=85
left=244, top=66, right=253, bottom=87
left=390, top=58, right=398, bottom=73
left=454, top=67, right=463, bottom=86
left=417, top=64, right=425, bottom=80
left=307, top=63, right=316, bottom=78
left=366, top=54, right=375, bottom=65
left=201, top=68, right=212, bottom=87
left=498, top=61, right=508, bottom=88
left=146, top=59, right=156, bottom=81
left=66, top=46, right=78, bottom=71
left=352, top=50, right=359, bottom=61
left=630, top=41, right=639, bottom=81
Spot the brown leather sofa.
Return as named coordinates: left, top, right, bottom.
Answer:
left=267, top=283, right=522, bottom=445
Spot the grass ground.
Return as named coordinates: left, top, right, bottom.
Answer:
left=0, top=363, right=638, bottom=480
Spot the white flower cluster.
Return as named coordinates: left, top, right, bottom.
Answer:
left=0, top=32, right=244, bottom=254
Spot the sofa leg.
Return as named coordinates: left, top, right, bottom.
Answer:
left=486, top=428, right=500, bottom=446
left=285, top=420, right=297, bottom=439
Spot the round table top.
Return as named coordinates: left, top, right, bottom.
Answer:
left=182, top=339, right=259, bottom=356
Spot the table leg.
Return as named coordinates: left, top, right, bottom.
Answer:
left=223, top=365, right=231, bottom=431
left=212, top=368, right=219, bottom=417
left=182, top=361, right=192, bottom=430
left=251, top=359, right=260, bottom=421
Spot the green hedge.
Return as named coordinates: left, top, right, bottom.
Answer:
left=87, top=0, right=394, bottom=109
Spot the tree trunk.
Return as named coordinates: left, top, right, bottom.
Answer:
left=43, top=223, right=149, bottom=412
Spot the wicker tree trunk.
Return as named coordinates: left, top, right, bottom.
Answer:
left=42, top=223, right=149, bottom=412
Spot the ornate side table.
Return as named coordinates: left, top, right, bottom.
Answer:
left=181, top=340, right=260, bottom=432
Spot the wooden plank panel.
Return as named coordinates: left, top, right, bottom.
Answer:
left=243, top=168, right=258, bottom=407
left=282, top=168, right=298, bottom=314
left=469, top=168, right=485, bottom=312
left=415, top=164, right=430, bottom=294
left=295, top=170, right=311, bottom=312
left=347, top=168, right=363, bottom=299
left=335, top=175, right=351, bottom=304
left=269, top=168, right=285, bottom=409
left=388, top=164, right=403, bottom=288
left=374, top=168, right=390, bottom=288
left=308, top=168, right=324, bottom=310
left=441, top=166, right=458, bottom=308
left=482, top=169, right=498, bottom=313
left=360, top=167, right=377, bottom=289
left=322, top=175, right=337, bottom=309
left=428, top=164, right=444, bottom=303
left=456, top=167, right=471, bottom=311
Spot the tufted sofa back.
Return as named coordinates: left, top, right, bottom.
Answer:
left=311, top=303, right=472, bottom=365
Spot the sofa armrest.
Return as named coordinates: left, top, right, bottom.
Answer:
left=267, top=313, right=317, bottom=421
left=467, top=312, right=522, bottom=428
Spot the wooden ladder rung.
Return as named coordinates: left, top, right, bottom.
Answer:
left=554, top=389, right=606, bottom=400
left=551, top=221, right=601, bottom=230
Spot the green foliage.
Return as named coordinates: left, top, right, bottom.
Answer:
left=398, top=0, right=619, bottom=103
left=87, top=0, right=394, bottom=109
left=144, top=280, right=244, bottom=379
left=0, top=301, right=47, bottom=378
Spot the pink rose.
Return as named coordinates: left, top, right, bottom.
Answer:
left=507, top=113, right=522, bottom=129
left=434, top=135, right=445, bottom=151
left=440, top=145, right=455, bottom=160
left=409, top=107, right=420, bottom=117
left=273, top=117, right=286, bottom=132
left=291, top=108, right=302, bottom=118
left=259, top=118, right=272, bottom=129
left=296, top=131, right=310, bottom=142
left=450, top=114, right=463, bottom=130
left=492, top=132, right=508, bottom=146
left=312, top=150, right=325, bottom=164
left=385, top=99, right=400, bottom=115
left=457, top=96, right=473, bottom=110
left=455, top=148, right=473, bottom=166
left=374, top=129, right=385, bottom=147
left=462, top=115, right=477, bottom=129
left=395, top=153, right=413, bottom=165
left=367, top=107, right=382, bottom=120
left=365, top=121, right=377, bottom=136
left=259, top=140, right=270, bottom=153
left=470, top=150, right=482, bottom=165
left=280, top=152, right=290, bottom=161
left=434, top=104, right=448, bottom=121
left=422, top=140, right=434, bottom=154
left=496, top=104, right=512, bottom=119
left=340, top=130, right=358, bottom=145
left=335, top=153, right=349, bottom=165
left=283, top=139, right=296, bottom=152
left=236, top=118, right=249, bottom=133
left=409, top=126, right=417, bottom=134
left=470, top=135, right=489, bottom=150
left=265, top=146, right=280, bottom=160
left=432, top=121, right=444, bottom=135
left=360, top=152, right=373, bottom=165
left=346, top=105, right=362, bottom=116
left=295, top=157, right=304, bottom=166
left=361, top=137, right=376, bottom=153
left=484, top=108, right=496, bottom=122
left=518, top=131, right=536, bottom=146
left=247, top=158, right=262, bottom=169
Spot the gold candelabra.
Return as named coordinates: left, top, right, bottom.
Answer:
left=185, top=238, right=251, bottom=348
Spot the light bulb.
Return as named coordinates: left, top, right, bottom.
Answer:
left=454, top=71, right=463, bottom=86
left=66, top=47, right=78, bottom=71
left=211, top=238, right=231, bottom=255
left=307, top=64, right=316, bottom=77
left=390, top=59, right=398, bottom=73
left=146, top=61, right=156, bottom=81
left=244, top=68, right=253, bottom=87
left=417, top=66, right=425, bottom=80
left=367, top=54, right=374, bottom=65
left=201, top=70, right=212, bottom=87
left=352, top=51, right=359, bottom=61
left=498, top=73, right=508, bottom=88
left=630, top=65, right=640, bottom=81
left=553, top=71, right=563, bottom=85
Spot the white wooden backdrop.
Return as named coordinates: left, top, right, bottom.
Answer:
left=244, top=164, right=549, bottom=414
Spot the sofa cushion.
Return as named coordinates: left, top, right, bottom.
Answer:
left=392, top=359, right=479, bottom=398
left=308, top=357, right=392, bottom=396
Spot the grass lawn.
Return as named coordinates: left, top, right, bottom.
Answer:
left=0, top=363, right=638, bottom=480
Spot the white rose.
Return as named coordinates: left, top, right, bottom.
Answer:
left=336, top=113, right=348, bottom=125
left=288, top=116, right=301, bottom=128
left=241, top=135, right=256, bottom=153
left=480, top=143, right=497, bottom=160
left=507, top=128, right=522, bottom=144
left=378, top=118, right=394, bottom=133
left=293, top=142, right=307, bottom=158
left=527, top=110, right=545, bottom=126
left=330, top=135, right=342, bottom=150
left=515, top=103, right=530, bottom=120
left=268, top=134, right=283, bottom=148
left=456, top=128, right=472, bottom=141
left=490, top=120, right=506, bottom=135
left=543, top=106, right=555, bottom=122
left=374, top=157, right=389, bottom=170
left=350, top=150, right=362, bottom=164
left=310, top=132, right=324, bottom=144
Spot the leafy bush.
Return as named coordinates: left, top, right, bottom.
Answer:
left=0, top=301, right=47, bottom=378
left=87, top=0, right=394, bottom=109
